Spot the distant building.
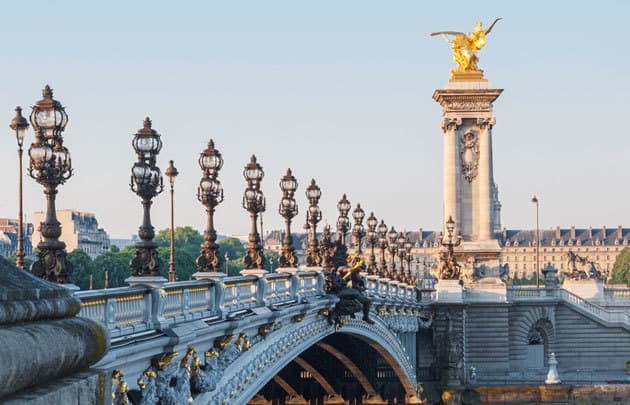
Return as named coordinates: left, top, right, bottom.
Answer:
left=32, top=210, right=110, bottom=259
left=0, top=218, right=34, bottom=258
left=110, top=236, right=139, bottom=250
left=265, top=225, right=629, bottom=281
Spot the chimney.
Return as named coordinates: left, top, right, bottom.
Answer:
left=618, top=225, right=623, bottom=240
left=502, top=227, right=507, bottom=240
left=570, top=226, right=576, bottom=240
left=555, top=226, right=561, bottom=240
left=602, top=226, right=607, bottom=239
left=418, top=228, right=423, bottom=241
left=587, top=226, right=592, bottom=239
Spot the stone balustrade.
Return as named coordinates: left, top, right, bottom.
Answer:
left=77, top=271, right=423, bottom=339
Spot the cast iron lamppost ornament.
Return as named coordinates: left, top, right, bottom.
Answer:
left=28, top=86, right=74, bottom=283
left=129, top=117, right=164, bottom=277
left=305, top=179, right=322, bottom=267
left=320, top=225, right=334, bottom=271
left=332, top=194, right=351, bottom=268
left=405, top=237, right=414, bottom=284
left=351, top=204, right=366, bottom=254
left=366, top=212, right=378, bottom=275
left=438, top=215, right=462, bottom=280
left=397, top=232, right=407, bottom=282
left=387, top=226, right=398, bottom=279
left=10, top=106, right=29, bottom=270
left=532, top=195, right=541, bottom=288
left=165, top=160, right=179, bottom=282
left=377, top=220, right=388, bottom=277
left=196, top=140, right=224, bottom=273
left=278, top=168, right=298, bottom=268
left=242, top=155, right=266, bottom=269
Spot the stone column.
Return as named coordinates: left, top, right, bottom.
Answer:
left=442, top=117, right=462, bottom=237
left=476, top=117, right=495, bottom=241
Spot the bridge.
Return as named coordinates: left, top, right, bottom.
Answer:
left=4, top=260, right=630, bottom=404
left=77, top=269, right=427, bottom=404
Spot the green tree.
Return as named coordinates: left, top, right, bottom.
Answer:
left=154, top=226, right=204, bottom=258
left=155, top=247, right=197, bottom=281
left=110, top=245, right=120, bottom=253
left=68, top=249, right=94, bottom=290
left=92, top=252, right=131, bottom=289
left=218, top=237, right=246, bottom=276
left=611, top=247, right=630, bottom=284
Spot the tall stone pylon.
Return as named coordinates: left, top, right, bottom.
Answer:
left=433, top=73, right=503, bottom=275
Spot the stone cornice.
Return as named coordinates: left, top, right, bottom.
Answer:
left=433, top=88, right=503, bottom=114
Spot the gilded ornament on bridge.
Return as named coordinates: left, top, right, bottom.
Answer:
left=460, top=130, right=479, bottom=183
left=431, top=18, right=502, bottom=78
left=111, top=370, right=129, bottom=405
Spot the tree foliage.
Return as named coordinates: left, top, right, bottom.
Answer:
left=611, top=247, right=630, bottom=284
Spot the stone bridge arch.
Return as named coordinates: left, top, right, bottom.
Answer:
left=194, top=314, right=420, bottom=404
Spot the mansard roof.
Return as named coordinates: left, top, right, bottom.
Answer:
left=499, top=227, right=630, bottom=248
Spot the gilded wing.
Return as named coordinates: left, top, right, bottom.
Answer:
left=484, top=18, right=502, bottom=35
left=430, top=31, right=464, bottom=37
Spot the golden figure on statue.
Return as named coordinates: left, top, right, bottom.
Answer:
left=431, top=18, right=501, bottom=77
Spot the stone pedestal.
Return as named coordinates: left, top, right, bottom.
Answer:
left=240, top=269, right=268, bottom=278
left=465, top=277, right=507, bottom=302
left=275, top=267, right=299, bottom=275
left=436, top=279, right=463, bottom=303
left=125, top=276, right=168, bottom=288
left=301, top=266, right=324, bottom=274
left=192, top=271, right=227, bottom=281
left=562, top=279, right=605, bottom=304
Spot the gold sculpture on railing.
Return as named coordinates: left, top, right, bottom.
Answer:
left=431, top=18, right=501, bottom=79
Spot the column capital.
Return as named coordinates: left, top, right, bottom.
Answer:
left=476, top=117, right=496, bottom=130
left=441, top=117, right=462, bottom=132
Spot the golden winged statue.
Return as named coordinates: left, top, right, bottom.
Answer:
left=431, top=18, right=502, bottom=74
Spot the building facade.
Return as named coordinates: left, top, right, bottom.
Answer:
left=32, top=210, right=110, bottom=259
left=0, top=218, right=34, bottom=258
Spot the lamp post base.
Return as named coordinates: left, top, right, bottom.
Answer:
left=192, top=271, right=227, bottom=281
left=125, top=276, right=168, bottom=288
left=240, top=268, right=268, bottom=278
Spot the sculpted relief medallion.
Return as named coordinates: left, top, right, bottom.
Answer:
left=460, top=130, right=479, bottom=183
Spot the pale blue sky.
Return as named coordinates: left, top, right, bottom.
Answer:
left=1, top=1, right=628, bottom=238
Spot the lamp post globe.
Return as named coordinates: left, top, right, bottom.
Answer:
left=28, top=86, right=74, bottom=283
left=10, top=106, right=29, bottom=270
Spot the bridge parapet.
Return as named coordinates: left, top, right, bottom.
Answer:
left=77, top=270, right=423, bottom=339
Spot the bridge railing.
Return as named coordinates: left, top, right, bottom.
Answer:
left=506, top=286, right=555, bottom=300
left=559, top=289, right=630, bottom=327
left=77, top=270, right=423, bottom=338
left=604, top=286, right=630, bottom=303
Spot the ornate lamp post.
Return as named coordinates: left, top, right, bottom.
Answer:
left=532, top=195, right=540, bottom=288
left=438, top=215, right=462, bottom=280
left=333, top=194, right=351, bottom=268
left=28, top=86, right=74, bottom=283
left=165, top=160, right=179, bottom=282
left=242, top=155, right=266, bottom=270
left=405, top=237, right=414, bottom=284
left=278, top=169, right=298, bottom=268
left=387, top=226, right=398, bottom=279
left=10, top=107, right=29, bottom=270
left=305, top=179, right=322, bottom=267
left=351, top=204, right=366, bottom=254
left=129, top=117, right=164, bottom=279
left=366, top=212, right=378, bottom=275
left=377, top=220, right=389, bottom=277
left=397, top=232, right=407, bottom=281
left=320, top=225, right=334, bottom=271
left=196, top=140, right=224, bottom=275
